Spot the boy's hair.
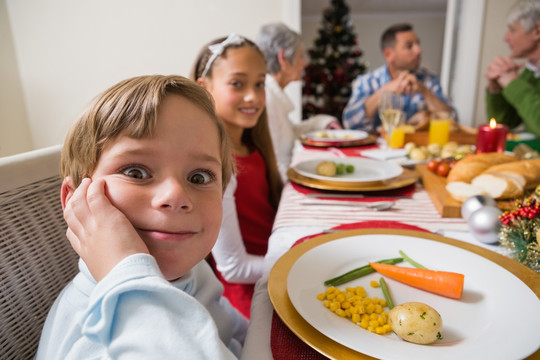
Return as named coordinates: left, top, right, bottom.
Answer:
left=191, top=36, right=283, bottom=208
left=61, top=75, right=234, bottom=191
left=507, top=0, right=540, bottom=32
left=256, top=22, right=303, bottom=75
left=380, top=23, right=414, bottom=51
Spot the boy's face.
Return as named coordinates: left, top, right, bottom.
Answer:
left=91, top=95, right=223, bottom=280
left=204, top=46, right=266, bottom=131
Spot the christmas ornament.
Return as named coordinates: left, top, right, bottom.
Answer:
left=461, top=195, right=498, bottom=221
left=468, top=206, right=502, bottom=244
left=499, top=196, right=540, bottom=272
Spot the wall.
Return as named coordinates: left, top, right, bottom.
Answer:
left=474, top=0, right=516, bottom=125
left=0, top=0, right=32, bottom=157
left=2, top=0, right=291, bottom=156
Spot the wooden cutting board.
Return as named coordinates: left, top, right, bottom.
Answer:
left=416, top=163, right=463, bottom=218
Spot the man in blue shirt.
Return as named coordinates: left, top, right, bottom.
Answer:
left=343, top=23, right=453, bottom=132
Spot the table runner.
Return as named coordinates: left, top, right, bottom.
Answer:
left=274, top=182, right=469, bottom=232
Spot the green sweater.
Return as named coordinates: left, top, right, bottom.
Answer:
left=486, top=68, right=540, bottom=137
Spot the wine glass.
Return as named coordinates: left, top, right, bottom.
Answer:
left=378, top=92, right=404, bottom=150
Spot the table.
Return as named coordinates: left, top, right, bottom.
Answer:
left=240, top=141, right=519, bottom=360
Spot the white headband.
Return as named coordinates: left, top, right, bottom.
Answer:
left=201, top=33, right=246, bottom=78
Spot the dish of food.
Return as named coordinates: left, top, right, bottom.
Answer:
left=293, top=158, right=403, bottom=183
left=275, top=231, right=540, bottom=360
left=303, top=130, right=369, bottom=143
left=286, top=167, right=417, bottom=192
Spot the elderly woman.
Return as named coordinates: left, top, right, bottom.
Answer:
left=256, top=22, right=341, bottom=181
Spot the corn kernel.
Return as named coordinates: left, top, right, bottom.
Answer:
left=316, top=293, right=326, bottom=300
left=335, top=308, right=346, bottom=317
left=352, top=314, right=360, bottom=323
left=370, top=280, right=379, bottom=288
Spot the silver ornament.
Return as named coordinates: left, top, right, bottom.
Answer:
left=467, top=206, right=502, bottom=244
left=461, top=195, right=498, bottom=221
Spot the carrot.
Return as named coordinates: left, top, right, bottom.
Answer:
left=369, top=262, right=464, bottom=299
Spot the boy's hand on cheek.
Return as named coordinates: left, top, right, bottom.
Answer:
left=64, top=178, right=149, bottom=282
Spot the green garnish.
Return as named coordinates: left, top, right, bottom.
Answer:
left=379, top=277, right=394, bottom=309
left=420, top=311, right=426, bottom=319
left=399, top=250, right=426, bottom=269
left=323, top=257, right=403, bottom=286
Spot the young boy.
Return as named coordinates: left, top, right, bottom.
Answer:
left=36, top=75, right=247, bottom=359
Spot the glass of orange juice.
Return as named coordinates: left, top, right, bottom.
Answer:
left=389, top=111, right=407, bottom=148
left=428, top=111, right=451, bottom=146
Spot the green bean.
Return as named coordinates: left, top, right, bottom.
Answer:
left=399, top=250, right=426, bottom=269
left=379, top=277, right=394, bottom=309
left=323, top=257, right=403, bottom=286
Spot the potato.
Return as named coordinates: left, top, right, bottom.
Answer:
left=404, top=142, right=416, bottom=154
left=409, top=148, right=427, bottom=161
left=316, top=161, right=337, bottom=177
left=388, top=302, right=443, bottom=345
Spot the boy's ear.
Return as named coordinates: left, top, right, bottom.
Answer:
left=60, top=176, right=76, bottom=210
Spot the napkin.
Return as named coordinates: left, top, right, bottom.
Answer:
left=361, top=148, right=408, bottom=161
left=270, top=221, right=430, bottom=359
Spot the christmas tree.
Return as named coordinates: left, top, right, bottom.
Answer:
left=302, top=0, right=366, bottom=123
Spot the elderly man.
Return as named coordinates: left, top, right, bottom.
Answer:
left=343, top=23, right=452, bottom=132
left=485, top=0, right=540, bottom=137
left=256, top=22, right=340, bottom=181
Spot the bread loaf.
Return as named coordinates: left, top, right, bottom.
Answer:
left=480, top=158, right=540, bottom=189
left=446, top=153, right=517, bottom=184
left=445, top=182, right=486, bottom=202
left=471, top=174, right=524, bottom=199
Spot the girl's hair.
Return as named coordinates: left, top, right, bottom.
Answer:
left=191, top=35, right=283, bottom=208
left=256, top=22, right=303, bottom=75
left=507, top=0, right=540, bottom=32
left=61, top=74, right=234, bottom=192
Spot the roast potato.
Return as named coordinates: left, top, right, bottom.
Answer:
left=388, top=302, right=443, bottom=345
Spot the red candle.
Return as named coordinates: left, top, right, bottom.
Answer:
left=476, top=118, right=508, bottom=153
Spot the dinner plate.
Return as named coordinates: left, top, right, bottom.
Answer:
left=302, top=129, right=369, bottom=143
left=293, top=158, right=403, bottom=183
left=268, top=229, right=540, bottom=360
left=286, top=233, right=540, bottom=360
left=299, top=134, right=378, bottom=148
left=286, top=167, right=417, bottom=192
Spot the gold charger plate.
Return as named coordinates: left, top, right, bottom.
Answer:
left=287, top=167, right=418, bottom=191
left=300, top=134, right=377, bottom=148
left=268, top=229, right=540, bottom=360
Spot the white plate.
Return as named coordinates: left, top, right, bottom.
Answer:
left=293, top=158, right=403, bottom=183
left=287, top=234, right=540, bottom=360
left=303, top=129, right=368, bottom=143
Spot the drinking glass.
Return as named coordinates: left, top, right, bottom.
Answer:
left=378, top=92, right=404, bottom=149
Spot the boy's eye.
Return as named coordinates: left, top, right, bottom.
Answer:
left=188, top=170, right=216, bottom=185
left=257, top=81, right=265, bottom=88
left=230, top=81, right=242, bottom=88
left=122, top=166, right=150, bottom=179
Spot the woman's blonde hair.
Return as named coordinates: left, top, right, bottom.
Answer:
left=191, top=36, right=283, bottom=208
left=61, top=74, right=234, bottom=191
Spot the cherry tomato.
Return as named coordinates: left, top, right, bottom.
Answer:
left=436, top=162, right=451, bottom=177
left=426, top=159, right=439, bottom=173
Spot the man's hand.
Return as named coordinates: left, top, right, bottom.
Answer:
left=485, top=56, right=521, bottom=92
left=63, top=178, right=149, bottom=281
left=407, top=110, right=430, bottom=131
